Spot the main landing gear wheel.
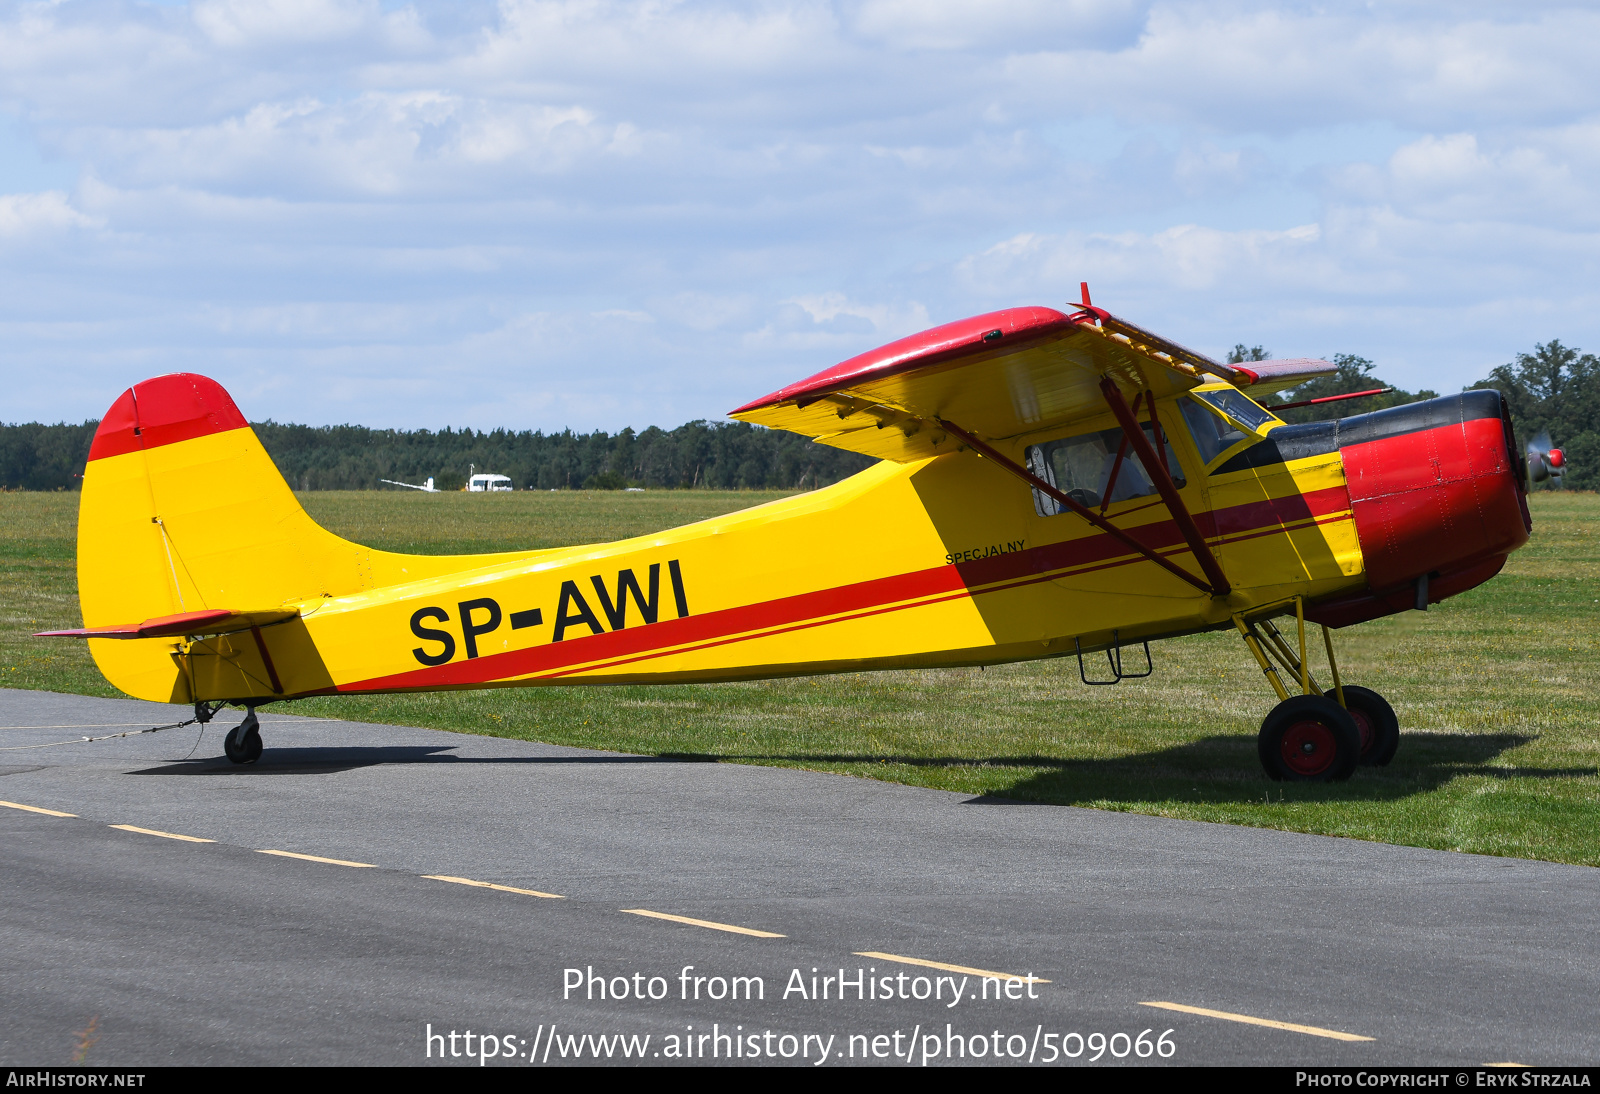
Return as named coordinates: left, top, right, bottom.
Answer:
left=223, top=711, right=263, bottom=765
left=1340, top=685, right=1400, bottom=767
left=1258, top=695, right=1361, bottom=783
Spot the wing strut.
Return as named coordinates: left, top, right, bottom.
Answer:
left=1098, top=378, right=1232, bottom=596
left=934, top=418, right=1216, bottom=596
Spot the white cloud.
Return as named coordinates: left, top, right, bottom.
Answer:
left=0, top=1, right=1598, bottom=427
left=76, top=93, right=609, bottom=196
left=955, top=223, right=1326, bottom=301
left=1003, top=5, right=1600, bottom=133
left=1378, top=131, right=1598, bottom=228
left=947, top=206, right=1600, bottom=393
left=191, top=0, right=379, bottom=49
left=846, top=0, right=1148, bottom=51
left=786, top=291, right=929, bottom=335
left=0, top=189, right=96, bottom=237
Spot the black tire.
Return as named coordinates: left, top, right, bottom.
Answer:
left=1258, top=695, right=1361, bottom=783
left=224, top=723, right=263, bottom=764
left=1340, top=685, right=1399, bottom=767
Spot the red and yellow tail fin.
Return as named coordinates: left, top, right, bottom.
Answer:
left=76, top=374, right=358, bottom=700
left=74, top=373, right=529, bottom=702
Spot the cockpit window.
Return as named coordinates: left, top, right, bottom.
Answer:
left=1180, top=398, right=1246, bottom=463
left=1025, top=422, right=1185, bottom=517
left=1181, top=389, right=1278, bottom=464
left=1191, top=388, right=1277, bottom=434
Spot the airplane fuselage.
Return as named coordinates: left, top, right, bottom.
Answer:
left=77, top=379, right=1527, bottom=705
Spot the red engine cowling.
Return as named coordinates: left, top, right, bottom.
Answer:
left=1306, top=391, right=1531, bottom=628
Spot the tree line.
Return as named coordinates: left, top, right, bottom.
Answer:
left=250, top=418, right=877, bottom=492
left=1229, top=340, right=1597, bottom=489
left=3, top=340, right=1595, bottom=491
left=0, top=416, right=875, bottom=493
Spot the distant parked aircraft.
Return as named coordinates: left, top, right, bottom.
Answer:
left=380, top=477, right=438, bottom=492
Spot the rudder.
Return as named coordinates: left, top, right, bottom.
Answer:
left=79, top=374, right=363, bottom=701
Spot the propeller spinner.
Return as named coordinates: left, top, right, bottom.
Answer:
left=1527, top=431, right=1567, bottom=486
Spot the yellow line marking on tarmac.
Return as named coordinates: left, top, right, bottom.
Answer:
left=109, top=824, right=213, bottom=843
left=1484, top=1064, right=1528, bottom=1068
left=257, top=849, right=377, bottom=868
left=855, top=951, right=1049, bottom=984
left=1139, top=1001, right=1373, bottom=1042
left=423, top=875, right=564, bottom=899
left=622, top=909, right=784, bottom=938
left=0, top=799, right=76, bottom=818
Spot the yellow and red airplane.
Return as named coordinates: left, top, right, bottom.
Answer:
left=40, top=289, right=1531, bottom=782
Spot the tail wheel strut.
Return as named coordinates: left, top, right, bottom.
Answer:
left=223, top=708, right=263, bottom=765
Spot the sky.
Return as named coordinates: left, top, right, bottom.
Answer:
left=2, top=0, right=1597, bottom=431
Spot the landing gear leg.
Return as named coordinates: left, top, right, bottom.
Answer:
left=223, top=708, right=263, bottom=764
left=1234, top=599, right=1391, bottom=781
left=1319, top=624, right=1400, bottom=766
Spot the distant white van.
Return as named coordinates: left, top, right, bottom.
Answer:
left=467, top=473, right=513, bottom=492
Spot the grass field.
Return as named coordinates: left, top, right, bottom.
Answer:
left=3, top=487, right=1597, bottom=866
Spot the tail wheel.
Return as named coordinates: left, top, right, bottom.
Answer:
left=1339, top=685, right=1400, bottom=767
left=1258, top=695, right=1361, bottom=782
left=223, top=718, right=263, bottom=764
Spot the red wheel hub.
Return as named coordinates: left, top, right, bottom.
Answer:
left=1348, top=706, right=1374, bottom=755
left=1281, top=719, right=1338, bottom=776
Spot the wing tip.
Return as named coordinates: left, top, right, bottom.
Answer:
left=1231, top=358, right=1338, bottom=390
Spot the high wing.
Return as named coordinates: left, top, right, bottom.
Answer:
left=730, top=304, right=1335, bottom=461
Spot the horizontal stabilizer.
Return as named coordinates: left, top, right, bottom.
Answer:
left=36, top=608, right=299, bottom=640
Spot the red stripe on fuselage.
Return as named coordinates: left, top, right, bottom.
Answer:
left=335, top=484, right=1354, bottom=692
left=538, top=509, right=1355, bottom=681
left=344, top=562, right=971, bottom=692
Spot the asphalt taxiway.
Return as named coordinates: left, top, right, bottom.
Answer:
left=2, top=688, right=1595, bottom=1067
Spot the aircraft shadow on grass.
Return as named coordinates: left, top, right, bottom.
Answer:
left=662, top=732, right=1596, bottom=804
left=126, top=734, right=1595, bottom=800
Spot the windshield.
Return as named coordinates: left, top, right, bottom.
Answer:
left=1190, top=388, right=1277, bottom=434
left=1180, top=398, right=1247, bottom=463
